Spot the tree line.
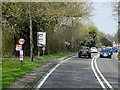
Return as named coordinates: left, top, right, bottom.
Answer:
left=2, top=2, right=112, bottom=57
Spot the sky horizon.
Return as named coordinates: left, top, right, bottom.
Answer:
left=91, top=2, right=118, bottom=36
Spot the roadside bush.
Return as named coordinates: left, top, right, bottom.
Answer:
left=2, top=27, right=15, bottom=56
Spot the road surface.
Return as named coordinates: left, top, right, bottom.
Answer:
left=34, top=53, right=119, bottom=90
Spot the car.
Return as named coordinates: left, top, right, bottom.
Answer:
left=112, top=46, right=118, bottom=52
left=78, top=46, right=91, bottom=58
left=90, top=47, right=98, bottom=53
left=100, top=49, right=112, bottom=58
left=105, top=47, right=113, bottom=55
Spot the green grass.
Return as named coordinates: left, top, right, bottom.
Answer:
left=2, top=52, right=76, bottom=89
left=2, top=60, right=45, bottom=89
left=38, top=52, right=76, bottom=60
left=0, top=61, right=2, bottom=90
left=2, top=55, right=16, bottom=58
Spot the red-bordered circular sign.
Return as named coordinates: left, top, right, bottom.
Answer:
left=18, top=38, right=25, bottom=45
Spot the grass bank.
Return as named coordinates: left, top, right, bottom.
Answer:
left=2, top=60, right=45, bottom=89
left=37, top=52, right=76, bottom=60
left=0, top=62, right=2, bottom=90
left=2, top=52, right=76, bottom=89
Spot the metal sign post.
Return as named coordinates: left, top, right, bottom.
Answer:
left=16, top=38, right=25, bottom=67
left=42, top=47, right=45, bottom=56
left=20, top=50, right=23, bottom=67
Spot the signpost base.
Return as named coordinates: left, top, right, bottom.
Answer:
left=20, top=61, right=23, bottom=67
left=38, top=47, right=40, bottom=57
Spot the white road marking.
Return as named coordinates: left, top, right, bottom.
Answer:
left=91, top=55, right=106, bottom=89
left=36, top=56, right=75, bottom=89
left=94, top=55, right=114, bottom=90
left=91, top=54, right=114, bottom=90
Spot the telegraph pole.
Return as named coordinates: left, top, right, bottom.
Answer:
left=29, top=1, right=33, bottom=61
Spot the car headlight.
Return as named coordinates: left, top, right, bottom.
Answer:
left=108, top=53, right=111, bottom=55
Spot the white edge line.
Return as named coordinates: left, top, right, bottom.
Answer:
left=36, top=56, right=75, bottom=89
left=91, top=55, right=106, bottom=89
left=95, top=54, right=114, bottom=89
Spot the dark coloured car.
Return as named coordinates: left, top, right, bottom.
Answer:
left=105, top=47, right=113, bottom=55
left=78, top=46, right=91, bottom=58
left=112, top=46, right=118, bottom=52
left=100, top=49, right=112, bottom=58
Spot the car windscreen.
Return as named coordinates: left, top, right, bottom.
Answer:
left=80, top=47, right=89, bottom=51
left=91, top=47, right=97, bottom=49
left=101, top=49, right=110, bottom=52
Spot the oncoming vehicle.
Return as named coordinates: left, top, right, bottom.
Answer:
left=112, top=46, right=118, bottom=52
left=105, top=47, right=113, bottom=55
left=90, top=47, right=98, bottom=53
left=78, top=46, right=91, bottom=58
left=100, top=49, right=112, bottom=58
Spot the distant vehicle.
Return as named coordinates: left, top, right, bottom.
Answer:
left=100, top=49, right=112, bottom=58
left=90, top=47, right=98, bottom=53
left=112, top=46, right=118, bottom=52
left=105, top=47, right=113, bottom=55
left=78, top=46, right=91, bottom=58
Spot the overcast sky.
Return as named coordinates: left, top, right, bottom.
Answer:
left=91, top=2, right=118, bottom=36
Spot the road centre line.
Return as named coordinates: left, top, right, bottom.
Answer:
left=94, top=54, right=114, bottom=90
left=91, top=54, right=114, bottom=90
left=36, top=56, right=75, bottom=89
left=91, top=55, right=106, bottom=89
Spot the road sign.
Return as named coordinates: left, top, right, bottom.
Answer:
left=37, top=32, right=46, bottom=47
left=16, top=44, right=22, bottom=51
left=18, top=38, right=25, bottom=45
left=20, top=50, right=23, bottom=61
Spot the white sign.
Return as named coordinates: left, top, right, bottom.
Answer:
left=20, top=50, right=23, bottom=61
left=18, top=38, right=25, bottom=45
left=37, top=32, right=46, bottom=47
left=16, top=44, right=22, bottom=51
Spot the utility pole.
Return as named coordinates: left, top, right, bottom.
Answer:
left=29, top=1, right=33, bottom=61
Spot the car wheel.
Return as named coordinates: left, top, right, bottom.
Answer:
left=78, top=54, right=81, bottom=58
left=108, top=55, right=111, bottom=58
left=100, top=55, right=102, bottom=58
left=88, top=54, right=91, bottom=58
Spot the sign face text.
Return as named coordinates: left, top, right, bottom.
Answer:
left=37, top=32, right=46, bottom=47
left=18, top=38, right=25, bottom=45
left=20, top=50, right=23, bottom=61
left=16, top=44, right=22, bottom=51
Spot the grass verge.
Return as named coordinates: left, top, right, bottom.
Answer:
left=37, top=52, right=76, bottom=60
left=2, top=52, right=76, bottom=89
left=2, top=60, right=45, bottom=89
left=0, top=61, right=2, bottom=90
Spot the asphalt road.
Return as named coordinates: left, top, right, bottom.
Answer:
left=34, top=53, right=119, bottom=90
left=97, top=53, right=119, bottom=89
